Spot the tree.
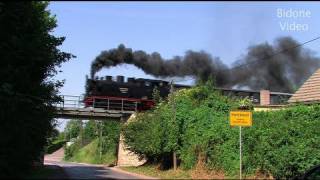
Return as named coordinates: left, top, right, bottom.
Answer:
left=0, top=2, right=73, bottom=177
left=83, top=120, right=98, bottom=142
left=64, top=120, right=82, bottom=141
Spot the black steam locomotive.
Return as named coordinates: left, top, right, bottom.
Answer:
left=84, top=75, right=293, bottom=111
left=84, top=75, right=188, bottom=111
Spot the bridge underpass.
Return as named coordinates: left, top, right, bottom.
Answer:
left=53, top=95, right=144, bottom=167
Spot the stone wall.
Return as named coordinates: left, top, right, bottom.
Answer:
left=117, top=114, right=147, bottom=167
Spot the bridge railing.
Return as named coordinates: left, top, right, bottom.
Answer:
left=54, top=95, right=85, bottom=109
left=87, top=96, right=138, bottom=111
left=54, top=95, right=138, bottom=112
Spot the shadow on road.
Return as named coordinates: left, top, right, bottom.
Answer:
left=44, top=148, right=147, bottom=179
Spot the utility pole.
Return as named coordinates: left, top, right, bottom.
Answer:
left=79, top=120, right=83, bottom=147
left=99, top=120, right=102, bottom=161
left=170, top=80, right=177, bottom=171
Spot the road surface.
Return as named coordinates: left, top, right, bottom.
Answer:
left=44, top=148, right=154, bottom=179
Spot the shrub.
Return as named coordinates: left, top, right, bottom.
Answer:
left=243, top=105, right=320, bottom=178
left=45, top=139, right=66, bottom=154
left=64, top=140, right=81, bottom=160
left=122, top=82, right=320, bottom=178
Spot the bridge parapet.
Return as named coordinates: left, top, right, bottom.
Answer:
left=54, top=95, right=137, bottom=120
left=54, top=95, right=85, bottom=109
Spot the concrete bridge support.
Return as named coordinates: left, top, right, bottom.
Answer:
left=117, top=114, right=147, bottom=167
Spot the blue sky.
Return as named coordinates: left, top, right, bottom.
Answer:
left=48, top=2, right=320, bottom=131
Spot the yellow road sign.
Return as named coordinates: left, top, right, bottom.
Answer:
left=230, top=111, right=252, bottom=127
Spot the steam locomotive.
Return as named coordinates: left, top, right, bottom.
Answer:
left=84, top=75, right=188, bottom=111
left=84, top=75, right=293, bottom=111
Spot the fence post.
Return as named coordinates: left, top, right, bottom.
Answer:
left=93, top=97, right=95, bottom=108
left=107, top=98, right=110, bottom=110
left=135, top=102, right=138, bottom=111
left=121, top=99, right=124, bottom=111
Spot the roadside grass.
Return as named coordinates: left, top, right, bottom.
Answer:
left=120, top=160, right=261, bottom=179
left=66, top=138, right=116, bottom=165
left=26, top=165, right=65, bottom=179
left=121, top=165, right=192, bottom=179
left=121, top=164, right=270, bottom=179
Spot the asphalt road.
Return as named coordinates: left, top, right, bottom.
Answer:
left=44, top=148, right=153, bottom=179
left=45, top=160, right=143, bottom=179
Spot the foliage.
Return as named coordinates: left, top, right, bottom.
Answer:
left=0, top=2, right=73, bottom=177
left=121, top=165, right=192, bottom=179
left=101, top=120, right=121, bottom=155
left=64, top=140, right=81, bottom=160
left=45, top=129, right=66, bottom=154
left=237, top=97, right=254, bottom=110
left=83, top=120, right=98, bottom=143
left=123, top=81, right=237, bottom=169
left=45, top=128, right=59, bottom=147
left=152, top=86, right=162, bottom=103
left=45, top=139, right=67, bottom=155
left=123, top=82, right=320, bottom=178
left=64, top=120, right=82, bottom=141
left=67, top=138, right=117, bottom=165
left=64, top=120, right=120, bottom=165
left=243, top=105, right=320, bottom=178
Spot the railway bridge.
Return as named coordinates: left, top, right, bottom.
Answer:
left=54, top=95, right=143, bottom=166
left=54, top=95, right=138, bottom=120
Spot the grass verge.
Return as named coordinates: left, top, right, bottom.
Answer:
left=121, top=165, right=192, bottom=179
left=121, top=164, right=264, bottom=179
left=66, top=138, right=116, bottom=165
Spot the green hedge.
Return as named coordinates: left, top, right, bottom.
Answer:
left=244, top=106, right=320, bottom=178
left=123, top=82, right=320, bottom=178
left=45, top=139, right=66, bottom=154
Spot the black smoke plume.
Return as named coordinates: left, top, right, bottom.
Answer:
left=90, top=44, right=230, bottom=86
left=230, top=37, right=320, bottom=92
left=90, top=37, right=320, bottom=93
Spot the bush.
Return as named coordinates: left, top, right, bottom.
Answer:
left=45, top=139, right=66, bottom=154
left=243, top=105, right=320, bottom=178
left=123, top=82, right=238, bottom=170
left=122, top=82, right=320, bottom=178
left=64, top=120, right=120, bottom=165
left=101, top=120, right=121, bottom=155
left=64, top=141, right=81, bottom=161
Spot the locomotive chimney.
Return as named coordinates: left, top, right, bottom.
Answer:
left=127, top=77, right=135, bottom=83
left=117, top=75, right=124, bottom=83
left=105, top=76, right=112, bottom=82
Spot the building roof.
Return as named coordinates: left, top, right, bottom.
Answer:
left=288, top=68, right=320, bottom=103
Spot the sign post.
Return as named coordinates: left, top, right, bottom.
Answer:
left=230, top=110, right=252, bottom=180
left=239, top=126, right=241, bottom=179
